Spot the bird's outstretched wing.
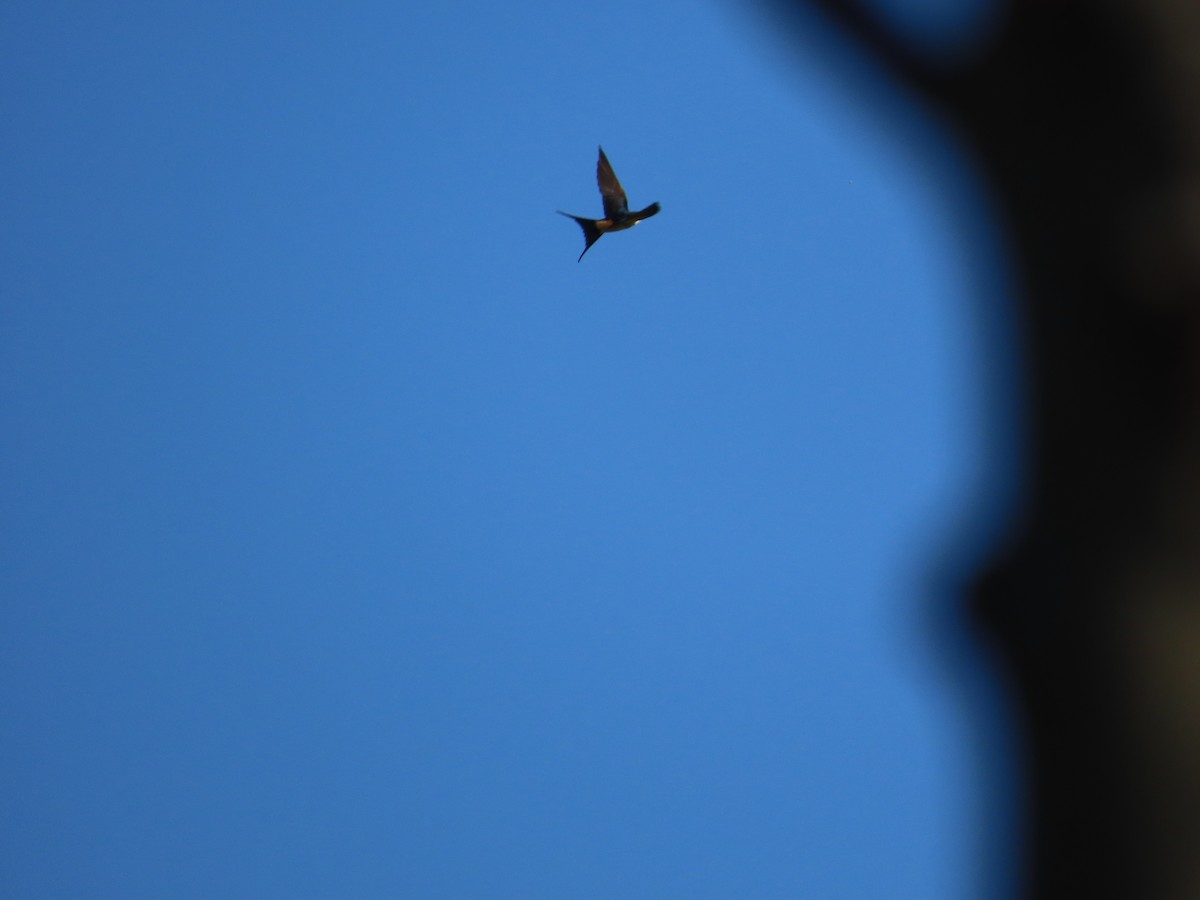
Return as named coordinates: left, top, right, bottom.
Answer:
left=596, top=147, right=629, bottom=219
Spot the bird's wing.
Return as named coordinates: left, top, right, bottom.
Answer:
left=596, top=147, right=629, bottom=219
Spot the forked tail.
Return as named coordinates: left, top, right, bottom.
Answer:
left=557, top=211, right=603, bottom=261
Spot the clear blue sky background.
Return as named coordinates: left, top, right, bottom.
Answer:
left=2, top=1, right=1015, bottom=897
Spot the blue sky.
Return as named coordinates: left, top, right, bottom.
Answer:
left=2, top=1, right=1016, bottom=897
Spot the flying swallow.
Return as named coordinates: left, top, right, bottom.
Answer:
left=558, top=147, right=660, bottom=261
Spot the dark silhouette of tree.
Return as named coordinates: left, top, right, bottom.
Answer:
left=764, top=2, right=1200, bottom=897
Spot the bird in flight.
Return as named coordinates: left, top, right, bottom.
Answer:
left=558, top=147, right=660, bottom=261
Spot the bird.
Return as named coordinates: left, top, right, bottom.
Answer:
left=558, top=147, right=660, bottom=261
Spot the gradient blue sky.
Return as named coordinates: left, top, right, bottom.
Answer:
left=2, top=1, right=1016, bottom=897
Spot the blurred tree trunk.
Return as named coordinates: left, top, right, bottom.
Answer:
left=772, top=2, right=1200, bottom=897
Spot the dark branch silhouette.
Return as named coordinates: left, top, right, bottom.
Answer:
left=764, top=2, right=1200, bottom=897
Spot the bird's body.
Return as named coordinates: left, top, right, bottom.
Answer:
left=558, top=147, right=660, bottom=261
